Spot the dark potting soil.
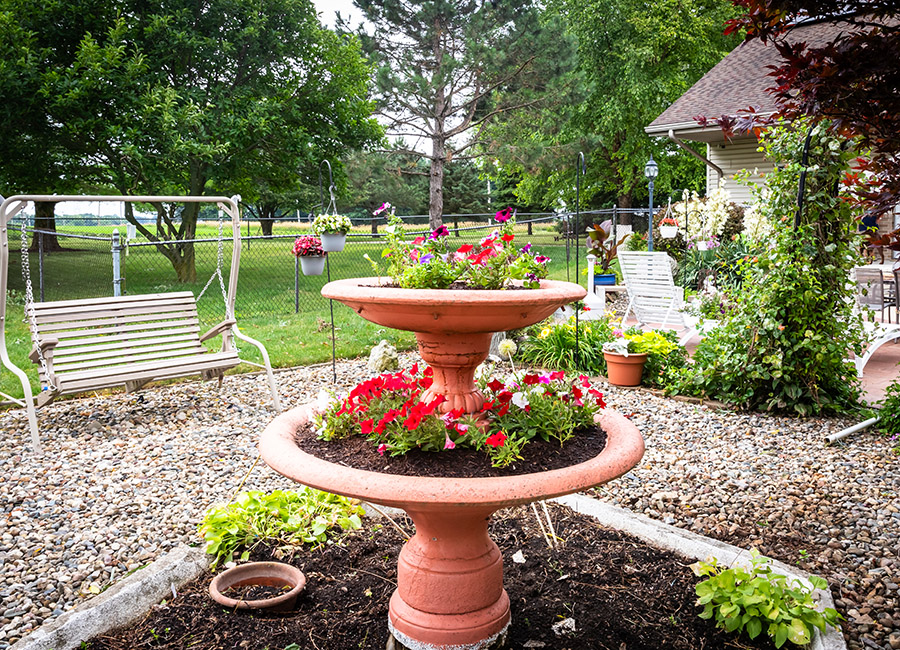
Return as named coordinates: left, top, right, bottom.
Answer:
left=85, top=504, right=781, bottom=650
left=294, top=421, right=608, bottom=478
left=221, top=584, right=293, bottom=601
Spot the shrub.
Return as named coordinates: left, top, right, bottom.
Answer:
left=682, top=120, right=867, bottom=415
left=876, top=379, right=900, bottom=454
left=626, top=329, right=687, bottom=389
left=520, top=315, right=617, bottom=375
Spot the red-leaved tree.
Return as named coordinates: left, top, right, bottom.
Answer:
left=698, top=2, right=900, bottom=215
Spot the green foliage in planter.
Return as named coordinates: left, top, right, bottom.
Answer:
left=876, top=379, right=900, bottom=454
left=691, top=549, right=841, bottom=648
left=200, top=489, right=364, bottom=568
left=681, top=120, right=867, bottom=415
left=626, top=329, right=687, bottom=389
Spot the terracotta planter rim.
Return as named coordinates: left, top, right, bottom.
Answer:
left=260, top=403, right=645, bottom=511
left=209, top=561, right=306, bottom=611
left=322, top=277, right=586, bottom=307
left=603, top=351, right=648, bottom=361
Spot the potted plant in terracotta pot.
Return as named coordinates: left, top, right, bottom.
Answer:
left=260, top=206, right=645, bottom=650
left=292, top=235, right=327, bottom=275
left=586, top=220, right=627, bottom=285
left=659, top=216, right=679, bottom=239
left=312, top=213, right=352, bottom=252
left=602, top=339, right=648, bottom=387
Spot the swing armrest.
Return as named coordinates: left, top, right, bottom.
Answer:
left=200, top=319, right=236, bottom=343
left=29, top=338, right=59, bottom=362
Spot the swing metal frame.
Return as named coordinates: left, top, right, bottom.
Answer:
left=1, top=194, right=282, bottom=453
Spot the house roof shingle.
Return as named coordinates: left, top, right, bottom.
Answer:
left=645, top=20, right=852, bottom=140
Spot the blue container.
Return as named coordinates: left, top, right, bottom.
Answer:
left=594, top=273, right=617, bottom=285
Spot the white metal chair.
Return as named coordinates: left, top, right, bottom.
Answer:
left=617, top=251, right=706, bottom=345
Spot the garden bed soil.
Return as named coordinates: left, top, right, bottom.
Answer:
left=294, top=421, right=608, bottom=478
left=85, top=504, right=781, bottom=650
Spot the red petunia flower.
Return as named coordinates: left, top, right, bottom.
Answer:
left=485, top=431, right=507, bottom=448
left=487, top=379, right=505, bottom=392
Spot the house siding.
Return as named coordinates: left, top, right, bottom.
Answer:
left=706, top=138, right=774, bottom=205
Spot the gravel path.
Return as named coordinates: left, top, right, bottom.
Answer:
left=1, top=356, right=898, bottom=650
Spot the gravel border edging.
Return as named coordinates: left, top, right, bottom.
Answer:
left=554, top=494, right=846, bottom=650
left=10, top=545, right=208, bottom=650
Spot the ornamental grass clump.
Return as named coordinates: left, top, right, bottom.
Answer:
left=368, top=203, right=550, bottom=289
left=314, top=363, right=606, bottom=468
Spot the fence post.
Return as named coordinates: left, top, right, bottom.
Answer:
left=112, top=229, right=122, bottom=297
left=38, top=229, right=45, bottom=302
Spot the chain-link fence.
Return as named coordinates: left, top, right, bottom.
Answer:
left=5, top=206, right=653, bottom=329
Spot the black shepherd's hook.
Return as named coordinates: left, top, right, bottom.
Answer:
left=319, top=159, right=338, bottom=383
left=575, top=152, right=586, bottom=362
left=794, top=127, right=814, bottom=231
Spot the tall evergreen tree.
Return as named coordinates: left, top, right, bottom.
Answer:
left=343, top=0, right=576, bottom=228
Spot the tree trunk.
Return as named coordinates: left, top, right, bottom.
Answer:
left=30, top=201, right=65, bottom=252
left=258, top=203, right=276, bottom=236
left=428, top=15, right=446, bottom=231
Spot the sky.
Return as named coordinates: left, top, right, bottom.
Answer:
left=312, top=0, right=364, bottom=29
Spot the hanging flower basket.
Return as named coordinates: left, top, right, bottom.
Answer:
left=320, top=232, right=346, bottom=252
left=659, top=226, right=678, bottom=239
left=300, top=255, right=327, bottom=276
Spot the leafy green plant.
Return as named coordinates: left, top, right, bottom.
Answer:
left=691, top=549, right=842, bottom=648
left=585, top=220, right=628, bottom=272
left=626, top=329, right=687, bottom=389
left=876, top=379, right=900, bottom=453
left=682, top=120, right=868, bottom=415
left=199, top=489, right=364, bottom=568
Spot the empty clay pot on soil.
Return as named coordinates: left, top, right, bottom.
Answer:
left=603, top=352, right=648, bottom=387
left=209, top=561, right=306, bottom=612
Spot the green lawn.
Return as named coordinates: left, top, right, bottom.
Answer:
left=1, top=222, right=579, bottom=401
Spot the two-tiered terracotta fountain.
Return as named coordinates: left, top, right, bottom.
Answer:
left=260, top=278, right=645, bottom=649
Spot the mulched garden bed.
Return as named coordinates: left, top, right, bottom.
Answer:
left=85, top=503, right=779, bottom=650
left=294, top=421, right=608, bottom=478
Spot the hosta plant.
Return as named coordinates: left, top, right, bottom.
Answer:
left=691, top=549, right=841, bottom=648
left=199, top=489, right=364, bottom=568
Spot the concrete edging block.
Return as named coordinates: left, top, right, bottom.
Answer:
left=11, top=545, right=209, bottom=650
left=554, top=493, right=846, bottom=650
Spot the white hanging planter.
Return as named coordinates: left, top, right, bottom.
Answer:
left=300, top=255, right=327, bottom=276
left=320, top=232, right=346, bottom=252
left=659, top=226, right=678, bottom=239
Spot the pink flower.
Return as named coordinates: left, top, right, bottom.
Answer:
left=444, top=435, right=456, bottom=450
left=377, top=443, right=387, bottom=456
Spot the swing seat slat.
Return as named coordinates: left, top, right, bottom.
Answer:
left=28, top=292, right=241, bottom=400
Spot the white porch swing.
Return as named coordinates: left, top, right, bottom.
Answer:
left=0, top=194, right=282, bottom=453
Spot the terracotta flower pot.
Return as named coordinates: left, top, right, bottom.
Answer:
left=260, top=404, right=644, bottom=649
left=299, top=255, right=326, bottom=276
left=209, top=561, right=306, bottom=612
left=321, top=278, right=587, bottom=414
left=603, top=351, right=648, bottom=387
left=320, top=232, right=346, bottom=252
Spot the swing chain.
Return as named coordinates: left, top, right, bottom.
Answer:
left=19, top=214, right=56, bottom=392
left=197, top=213, right=228, bottom=307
